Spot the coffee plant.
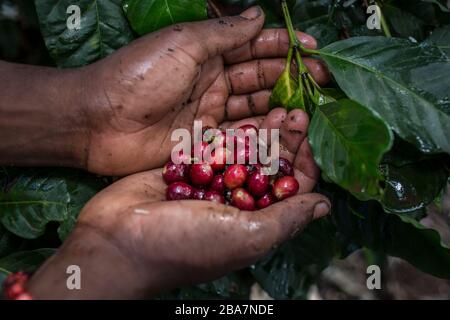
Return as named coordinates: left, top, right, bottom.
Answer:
left=0, top=0, right=449, bottom=299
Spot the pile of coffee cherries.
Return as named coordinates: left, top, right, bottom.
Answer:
left=162, top=125, right=299, bottom=211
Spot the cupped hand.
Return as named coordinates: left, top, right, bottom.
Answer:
left=28, top=108, right=330, bottom=299
left=79, top=6, right=329, bottom=175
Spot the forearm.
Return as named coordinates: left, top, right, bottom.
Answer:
left=27, top=226, right=151, bottom=300
left=0, top=61, right=88, bottom=168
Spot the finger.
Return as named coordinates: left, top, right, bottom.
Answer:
left=226, top=59, right=284, bottom=95
left=221, top=116, right=265, bottom=130
left=280, top=109, right=309, bottom=155
left=224, top=28, right=317, bottom=64
left=303, top=58, right=331, bottom=86
left=259, top=108, right=289, bottom=158
left=227, top=58, right=329, bottom=94
left=294, top=139, right=320, bottom=181
left=174, top=6, right=265, bottom=63
left=226, top=90, right=271, bottom=120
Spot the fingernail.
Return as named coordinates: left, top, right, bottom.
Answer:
left=240, top=6, right=262, bottom=20
left=313, top=202, right=330, bottom=218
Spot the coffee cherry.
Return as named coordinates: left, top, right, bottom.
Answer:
left=256, top=192, right=277, bottom=209
left=190, top=163, right=214, bottom=187
left=162, top=161, right=190, bottom=185
left=207, top=147, right=231, bottom=171
left=210, top=174, right=225, bottom=193
left=204, top=191, right=226, bottom=204
left=166, top=182, right=193, bottom=200
left=224, top=164, right=248, bottom=189
left=279, top=157, right=294, bottom=176
left=273, top=176, right=299, bottom=200
left=192, top=188, right=206, bottom=200
left=247, top=169, right=269, bottom=198
left=231, top=188, right=255, bottom=211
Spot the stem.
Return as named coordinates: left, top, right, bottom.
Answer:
left=281, top=1, right=299, bottom=48
left=285, top=46, right=293, bottom=70
left=377, top=2, right=392, bottom=38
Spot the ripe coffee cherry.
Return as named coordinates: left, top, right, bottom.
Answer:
left=190, top=163, right=214, bottom=187
left=193, top=188, right=206, bottom=200
left=204, top=191, right=226, bottom=204
left=279, top=157, right=294, bottom=176
left=256, top=192, right=277, bottom=209
left=162, top=161, right=190, bottom=184
left=224, top=164, right=248, bottom=189
left=273, top=176, right=299, bottom=200
left=231, top=188, right=255, bottom=211
left=210, top=174, right=225, bottom=193
left=247, top=169, right=269, bottom=198
left=166, top=182, right=193, bottom=200
left=207, top=147, right=231, bottom=171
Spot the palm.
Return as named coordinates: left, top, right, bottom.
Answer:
left=80, top=18, right=327, bottom=175
left=77, top=111, right=325, bottom=288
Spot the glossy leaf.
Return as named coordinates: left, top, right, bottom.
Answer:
left=319, top=36, right=450, bottom=154
left=0, top=168, right=108, bottom=240
left=269, top=69, right=297, bottom=109
left=35, top=0, right=134, bottom=67
left=426, top=25, right=450, bottom=56
left=326, top=183, right=450, bottom=279
left=308, top=99, right=393, bottom=200
left=380, top=140, right=449, bottom=213
left=123, top=0, right=207, bottom=35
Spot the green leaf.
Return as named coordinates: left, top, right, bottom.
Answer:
left=123, top=0, right=207, bottom=35
left=426, top=25, right=450, bottom=56
left=35, top=0, right=134, bottom=67
left=308, top=99, right=393, bottom=200
left=269, top=68, right=297, bottom=109
left=380, top=141, right=449, bottom=213
left=328, top=184, right=450, bottom=279
left=319, top=36, right=450, bottom=154
left=0, top=168, right=108, bottom=240
left=0, top=248, right=55, bottom=287
left=251, top=218, right=339, bottom=299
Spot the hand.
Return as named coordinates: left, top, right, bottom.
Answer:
left=80, top=6, right=330, bottom=175
left=27, top=108, right=330, bottom=300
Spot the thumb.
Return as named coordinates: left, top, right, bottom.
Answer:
left=258, top=193, right=331, bottom=245
left=178, top=6, right=265, bottom=62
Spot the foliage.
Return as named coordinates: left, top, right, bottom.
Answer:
left=0, top=0, right=448, bottom=298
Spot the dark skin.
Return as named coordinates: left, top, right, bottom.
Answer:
left=0, top=7, right=331, bottom=299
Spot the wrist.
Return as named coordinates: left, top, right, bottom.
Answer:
left=0, top=61, right=90, bottom=169
left=27, top=225, right=150, bottom=299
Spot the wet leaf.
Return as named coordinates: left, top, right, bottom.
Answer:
left=123, top=0, right=207, bottom=35
left=35, top=0, right=134, bottom=67
left=319, top=36, right=450, bottom=154
left=308, top=99, right=393, bottom=200
left=269, top=68, right=297, bottom=109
